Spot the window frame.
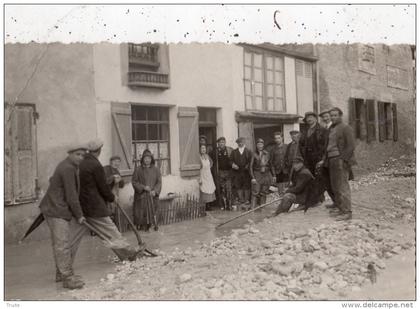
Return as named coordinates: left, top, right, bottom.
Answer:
left=131, top=104, right=171, bottom=176
left=243, top=47, right=286, bottom=112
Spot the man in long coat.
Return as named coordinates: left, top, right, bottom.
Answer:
left=230, top=137, right=252, bottom=208
left=269, top=131, right=288, bottom=192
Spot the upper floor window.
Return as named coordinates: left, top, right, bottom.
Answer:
left=244, top=50, right=285, bottom=112
left=127, top=43, right=170, bottom=89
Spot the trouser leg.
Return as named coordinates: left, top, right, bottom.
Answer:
left=87, top=217, right=135, bottom=250
left=45, top=216, right=74, bottom=278
left=274, top=193, right=296, bottom=215
left=329, top=158, right=352, bottom=214
left=251, top=181, right=260, bottom=210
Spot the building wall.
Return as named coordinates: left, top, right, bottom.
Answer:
left=4, top=43, right=97, bottom=243
left=316, top=43, right=415, bottom=170
left=93, top=43, right=246, bottom=203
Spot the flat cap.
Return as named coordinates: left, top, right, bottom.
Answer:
left=199, top=135, right=207, bottom=140
left=87, top=138, right=104, bottom=152
left=289, top=130, right=300, bottom=135
left=110, top=155, right=121, bottom=162
left=319, top=109, right=331, bottom=117
left=256, top=138, right=264, bottom=144
left=217, top=137, right=226, bottom=142
left=67, top=143, right=87, bottom=154
left=236, top=137, right=245, bottom=143
left=292, top=156, right=304, bottom=163
left=304, top=111, right=318, bottom=120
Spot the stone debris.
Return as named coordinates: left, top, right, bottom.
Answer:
left=67, top=157, right=414, bottom=301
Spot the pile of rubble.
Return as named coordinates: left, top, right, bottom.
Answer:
left=70, top=217, right=413, bottom=300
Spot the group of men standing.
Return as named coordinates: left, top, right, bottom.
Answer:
left=205, top=107, right=356, bottom=223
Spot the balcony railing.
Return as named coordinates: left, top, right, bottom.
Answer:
left=128, top=71, right=170, bottom=89
left=128, top=44, right=160, bottom=68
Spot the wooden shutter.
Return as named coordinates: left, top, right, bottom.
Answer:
left=365, top=99, right=376, bottom=143
left=238, top=121, right=255, bottom=151
left=12, top=104, right=38, bottom=203
left=359, top=101, right=367, bottom=141
left=178, top=106, right=200, bottom=177
left=348, top=98, right=357, bottom=133
left=392, top=103, right=398, bottom=141
left=111, top=102, right=133, bottom=174
left=377, top=101, right=386, bottom=142
left=5, top=104, right=14, bottom=204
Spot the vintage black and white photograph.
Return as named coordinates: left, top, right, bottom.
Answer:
left=2, top=2, right=416, bottom=305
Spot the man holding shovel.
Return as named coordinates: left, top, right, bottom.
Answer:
left=39, top=143, right=88, bottom=290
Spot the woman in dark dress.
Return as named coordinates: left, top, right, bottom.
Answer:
left=132, top=149, right=162, bottom=232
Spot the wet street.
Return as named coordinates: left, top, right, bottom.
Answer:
left=4, top=207, right=276, bottom=300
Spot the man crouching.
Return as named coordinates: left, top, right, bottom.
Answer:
left=272, top=157, right=314, bottom=216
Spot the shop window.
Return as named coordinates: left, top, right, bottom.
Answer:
left=5, top=103, right=39, bottom=205
left=131, top=105, right=170, bottom=175
left=244, top=49, right=285, bottom=112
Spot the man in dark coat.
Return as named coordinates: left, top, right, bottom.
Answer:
left=210, top=137, right=233, bottom=210
left=272, top=157, right=315, bottom=216
left=318, top=107, right=356, bottom=221
left=269, top=131, right=288, bottom=192
left=230, top=137, right=252, bottom=208
left=250, top=138, right=272, bottom=210
left=39, top=143, right=87, bottom=289
left=79, top=139, right=138, bottom=255
left=284, top=130, right=302, bottom=179
left=299, top=112, right=329, bottom=205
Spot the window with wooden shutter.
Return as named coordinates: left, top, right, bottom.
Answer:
left=384, top=103, right=393, bottom=140
left=111, top=102, right=133, bottom=175
left=178, top=106, right=200, bottom=178
left=5, top=103, right=38, bottom=205
left=377, top=101, right=386, bottom=142
left=348, top=98, right=358, bottom=136
left=392, top=103, right=398, bottom=141
left=365, top=100, right=376, bottom=143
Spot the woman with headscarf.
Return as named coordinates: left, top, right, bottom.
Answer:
left=132, top=149, right=162, bottom=232
left=198, top=144, right=216, bottom=210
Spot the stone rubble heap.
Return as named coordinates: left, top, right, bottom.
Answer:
left=70, top=217, right=413, bottom=300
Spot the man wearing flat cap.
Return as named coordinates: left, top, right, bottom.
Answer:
left=284, top=130, right=302, bottom=178
left=269, top=132, right=288, bottom=192
left=272, top=156, right=315, bottom=216
left=299, top=111, right=329, bottom=204
left=249, top=138, right=273, bottom=210
left=319, top=109, right=333, bottom=129
left=104, top=156, right=125, bottom=230
left=210, top=137, right=233, bottom=210
left=79, top=139, right=138, bottom=258
left=230, top=137, right=252, bottom=208
left=39, top=143, right=88, bottom=289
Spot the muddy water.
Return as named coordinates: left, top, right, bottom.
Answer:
left=4, top=207, right=275, bottom=300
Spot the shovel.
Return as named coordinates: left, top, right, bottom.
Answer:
left=114, top=202, right=158, bottom=257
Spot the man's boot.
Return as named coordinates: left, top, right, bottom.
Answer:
left=237, top=190, right=244, bottom=204
left=63, top=275, right=85, bottom=290
left=250, top=196, right=257, bottom=210
left=256, top=195, right=266, bottom=212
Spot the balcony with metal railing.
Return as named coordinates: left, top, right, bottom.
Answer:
left=128, top=70, right=170, bottom=88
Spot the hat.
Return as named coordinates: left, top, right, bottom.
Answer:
left=110, top=155, right=121, bottom=162
left=199, top=135, right=207, bottom=140
left=292, top=157, right=304, bottom=164
left=289, top=130, right=300, bottom=135
left=256, top=138, right=264, bottom=144
left=67, top=143, right=87, bottom=154
left=236, top=137, right=245, bottom=143
left=304, top=111, right=318, bottom=121
left=319, top=109, right=331, bottom=117
left=217, top=137, right=226, bottom=143
left=87, top=138, right=104, bottom=152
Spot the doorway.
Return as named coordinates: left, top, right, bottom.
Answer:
left=198, top=107, right=217, bottom=153
left=253, top=123, right=283, bottom=152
